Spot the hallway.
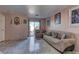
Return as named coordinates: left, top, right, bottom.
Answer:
left=0, top=0, right=77, bottom=58
left=0, top=36, right=60, bottom=54
left=0, top=5, right=77, bottom=54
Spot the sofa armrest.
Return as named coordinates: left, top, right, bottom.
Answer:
left=55, top=38, right=75, bottom=52
left=57, top=38, right=75, bottom=46
left=61, top=38, right=75, bottom=44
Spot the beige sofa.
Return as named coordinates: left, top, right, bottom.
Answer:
left=43, top=31, right=75, bottom=53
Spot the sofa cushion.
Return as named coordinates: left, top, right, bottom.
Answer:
left=52, top=32, right=68, bottom=40
left=52, top=32, right=62, bottom=40
left=61, top=33, right=66, bottom=39
left=57, top=32, right=71, bottom=39
left=45, top=32, right=49, bottom=35
left=49, top=32, right=52, bottom=36
left=52, top=32, right=58, bottom=38
left=56, top=32, right=62, bottom=39
left=63, top=33, right=71, bottom=39
left=45, top=32, right=52, bottom=36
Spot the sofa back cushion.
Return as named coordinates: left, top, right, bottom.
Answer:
left=55, top=32, right=64, bottom=40
left=45, top=32, right=52, bottom=36
left=61, top=33, right=66, bottom=39
left=63, top=32, right=71, bottom=39
left=52, top=31, right=58, bottom=38
left=46, top=31, right=72, bottom=40
left=56, top=32, right=62, bottom=39
left=52, top=31, right=71, bottom=40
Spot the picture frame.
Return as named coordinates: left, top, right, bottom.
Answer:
left=23, top=19, right=27, bottom=24
left=71, top=8, right=79, bottom=24
left=54, top=12, right=61, bottom=24
left=46, top=17, right=50, bottom=26
left=69, top=6, right=79, bottom=27
left=14, top=17, right=20, bottom=25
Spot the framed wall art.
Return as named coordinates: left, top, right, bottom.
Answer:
left=54, top=12, right=61, bottom=24
left=14, top=17, right=20, bottom=25
left=71, top=8, right=79, bottom=24
left=46, top=17, right=50, bottom=26
left=23, top=19, right=27, bottom=24
left=69, top=6, right=79, bottom=27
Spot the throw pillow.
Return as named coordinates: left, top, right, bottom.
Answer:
left=57, top=32, right=62, bottom=40
left=49, top=32, right=52, bottom=36
left=45, top=32, right=51, bottom=36
left=61, top=33, right=66, bottom=39
left=53, top=32, right=58, bottom=38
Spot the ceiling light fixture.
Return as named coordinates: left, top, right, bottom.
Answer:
left=29, top=9, right=35, bottom=14
left=35, top=14, right=39, bottom=16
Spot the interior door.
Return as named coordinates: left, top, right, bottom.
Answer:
left=0, top=14, right=5, bottom=41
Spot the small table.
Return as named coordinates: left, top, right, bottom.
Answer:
left=35, top=33, right=43, bottom=38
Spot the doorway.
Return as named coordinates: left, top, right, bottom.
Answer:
left=29, top=21, right=40, bottom=37
left=0, top=14, right=5, bottom=41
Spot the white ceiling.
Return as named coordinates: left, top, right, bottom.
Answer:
left=0, top=5, right=74, bottom=18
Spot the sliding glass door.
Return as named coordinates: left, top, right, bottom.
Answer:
left=29, top=21, right=40, bottom=36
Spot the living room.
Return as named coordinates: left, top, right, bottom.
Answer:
left=34, top=5, right=79, bottom=54
left=45, top=5, right=79, bottom=53
left=1, top=0, right=79, bottom=59
left=0, top=5, right=79, bottom=54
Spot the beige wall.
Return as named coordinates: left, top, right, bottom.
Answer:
left=48, top=7, right=70, bottom=31
left=5, top=14, right=28, bottom=40
left=0, top=8, right=29, bottom=41
left=47, top=6, right=79, bottom=52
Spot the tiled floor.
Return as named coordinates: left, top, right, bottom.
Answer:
left=0, top=36, right=60, bottom=54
